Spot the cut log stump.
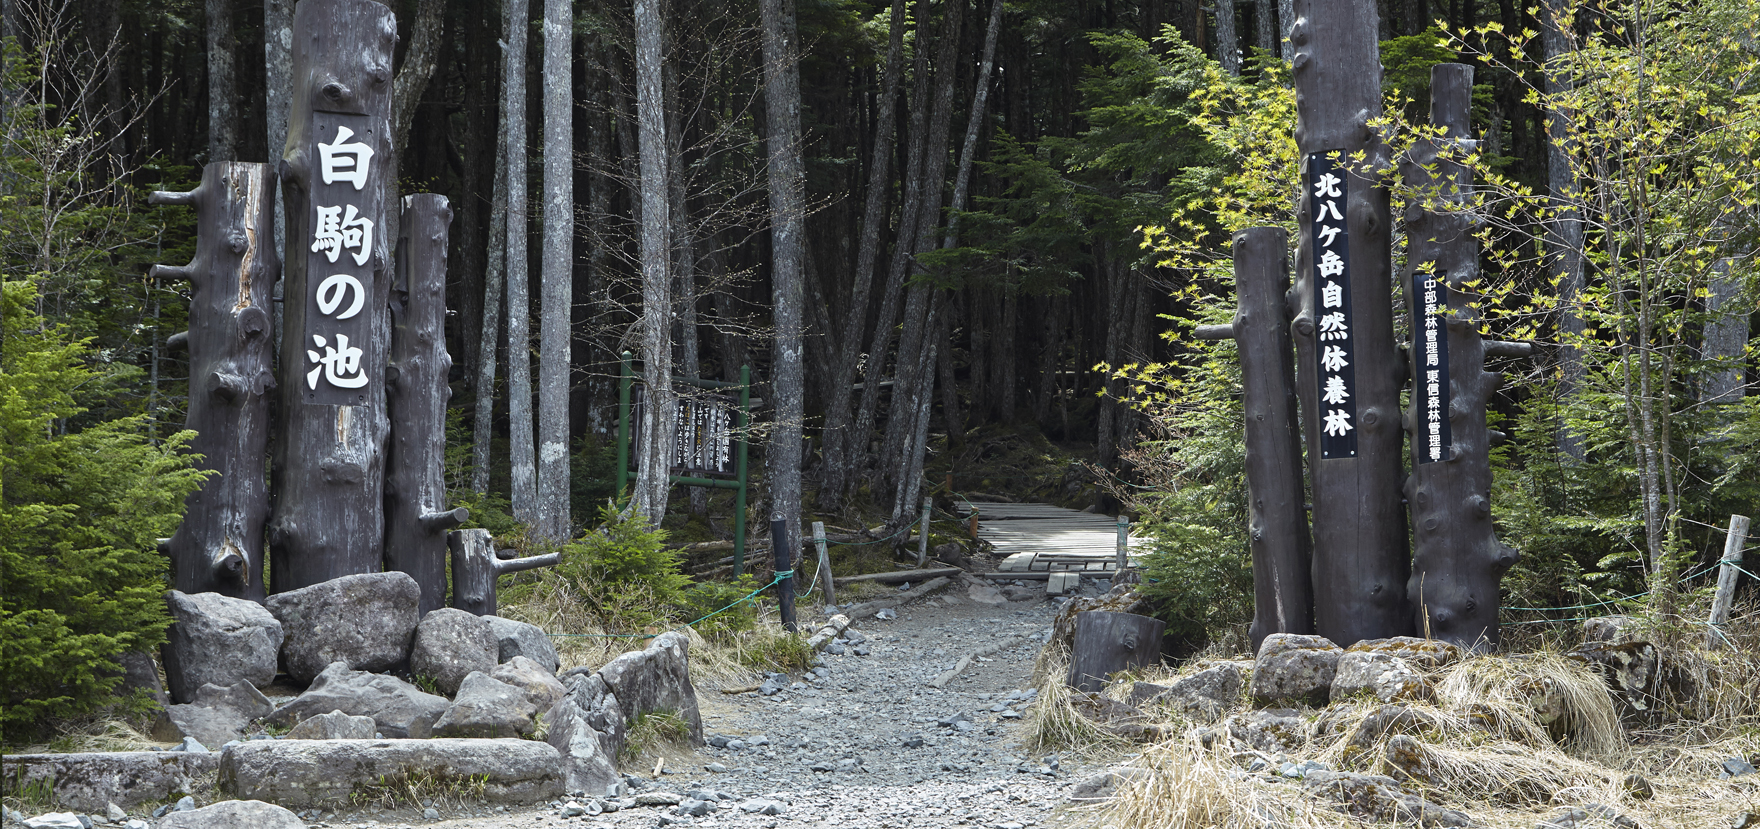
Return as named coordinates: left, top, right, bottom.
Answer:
left=1066, top=610, right=1165, bottom=693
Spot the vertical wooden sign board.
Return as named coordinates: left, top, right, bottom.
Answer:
left=1401, top=64, right=1519, bottom=650
left=270, top=0, right=397, bottom=592
left=152, top=163, right=279, bottom=601
left=1288, top=0, right=1412, bottom=645
left=386, top=195, right=468, bottom=615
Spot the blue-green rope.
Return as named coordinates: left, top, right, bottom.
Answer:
left=545, top=569, right=796, bottom=640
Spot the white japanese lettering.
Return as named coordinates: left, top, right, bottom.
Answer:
left=315, top=273, right=366, bottom=319
left=317, top=126, right=375, bottom=190
left=305, top=333, right=368, bottom=390
left=312, top=204, right=374, bottom=267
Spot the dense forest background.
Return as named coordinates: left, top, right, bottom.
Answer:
left=4, top=0, right=1760, bottom=706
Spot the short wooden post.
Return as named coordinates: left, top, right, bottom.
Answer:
left=969, top=506, right=979, bottom=540
left=772, top=515, right=796, bottom=632
left=1066, top=610, right=1166, bottom=693
left=153, top=162, right=278, bottom=601
left=448, top=528, right=560, bottom=616
left=385, top=194, right=467, bottom=615
left=916, top=497, right=932, bottom=566
left=812, top=521, right=835, bottom=608
left=1709, top=514, right=1752, bottom=640
left=1115, top=515, right=1130, bottom=572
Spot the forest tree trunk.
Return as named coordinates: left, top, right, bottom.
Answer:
left=470, top=47, right=511, bottom=495
left=1288, top=0, right=1411, bottom=645
left=206, top=0, right=235, bottom=161
left=761, top=0, right=807, bottom=568
left=1542, top=0, right=1586, bottom=460
left=536, top=0, right=573, bottom=542
left=632, top=0, right=675, bottom=526
left=264, top=0, right=292, bottom=322
left=1215, top=0, right=1239, bottom=74
left=504, top=0, right=537, bottom=525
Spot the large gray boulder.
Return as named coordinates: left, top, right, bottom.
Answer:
left=491, top=656, right=568, bottom=714
left=265, top=573, right=421, bottom=684
left=265, top=662, right=448, bottom=738
left=431, top=672, right=536, bottom=738
left=151, top=681, right=275, bottom=748
left=484, top=616, right=560, bottom=674
left=596, top=631, right=703, bottom=744
left=545, top=673, right=625, bottom=798
left=1222, top=708, right=1310, bottom=754
left=1344, top=636, right=1463, bottom=671
left=161, top=591, right=283, bottom=703
left=408, top=608, right=497, bottom=696
left=0, top=752, right=220, bottom=811
left=285, top=709, right=376, bottom=740
left=1250, top=633, right=1343, bottom=708
left=218, top=739, right=562, bottom=807
left=158, top=800, right=305, bottom=829
left=1331, top=651, right=1427, bottom=703
left=1129, top=661, right=1249, bottom=723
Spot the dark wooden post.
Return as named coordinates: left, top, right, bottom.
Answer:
left=386, top=194, right=468, bottom=615
left=152, top=163, right=279, bottom=601
left=1401, top=64, right=1519, bottom=650
left=1288, top=0, right=1412, bottom=645
left=448, top=529, right=560, bottom=617
left=1200, top=227, right=1315, bottom=649
left=269, top=0, right=397, bottom=593
left=772, top=515, right=797, bottom=632
left=1066, top=610, right=1166, bottom=693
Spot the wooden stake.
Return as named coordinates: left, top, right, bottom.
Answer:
left=1115, top=515, right=1130, bottom=573
left=772, top=515, right=796, bottom=632
left=812, top=521, right=836, bottom=608
left=1709, top=514, right=1751, bottom=642
left=916, top=497, right=932, bottom=567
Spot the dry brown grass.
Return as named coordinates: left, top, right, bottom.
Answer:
left=1022, top=659, right=1132, bottom=757
left=1091, top=736, right=1359, bottom=829
left=18, top=716, right=155, bottom=754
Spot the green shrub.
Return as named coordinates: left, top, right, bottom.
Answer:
left=1, top=282, right=207, bottom=743
left=550, top=505, right=690, bottom=628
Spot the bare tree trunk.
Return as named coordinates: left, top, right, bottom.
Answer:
left=390, top=0, right=444, bottom=157
left=631, top=0, right=675, bottom=526
left=470, top=66, right=511, bottom=495
left=504, top=0, right=537, bottom=526
left=153, top=163, right=278, bottom=601
left=1215, top=0, right=1239, bottom=74
left=761, top=0, right=807, bottom=566
left=269, top=0, right=396, bottom=592
left=206, top=0, right=235, bottom=161
left=1256, top=0, right=1276, bottom=56
left=944, top=0, right=1002, bottom=252
left=820, top=0, right=907, bottom=506
left=535, top=0, right=573, bottom=542
left=1289, top=0, right=1411, bottom=645
left=1401, top=65, right=1517, bottom=650
left=1542, top=0, right=1585, bottom=460
left=665, top=37, right=707, bottom=516
left=386, top=194, right=468, bottom=615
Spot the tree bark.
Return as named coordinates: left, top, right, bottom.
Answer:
left=1541, top=0, right=1585, bottom=460
left=1201, top=227, right=1313, bottom=649
left=761, top=0, right=807, bottom=565
left=1066, top=611, right=1166, bottom=692
left=819, top=0, right=907, bottom=506
left=265, top=0, right=293, bottom=345
left=631, top=0, right=675, bottom=526
left=390, top=0, right=444, bottom=160
left=386, top=194, right=467, bottom=615
left=206, top=0, right=235, bottom=161
left=471, top=51, right=511, bottom=495
left=1288, top=0, right=1411, bottom=645
left=1256, top=0, right=1277, bottom=57
left=153, top=163, right=278, bottom=601
left=269, top=0, right=397, bottom=592
left=536, top=0, right=573, bottom=542
left=1401, top=65, right=1518, bottom=651
left=504, top=0, right=537, bottom=525
left=1215, top=0, right=1239, bottom=74
left=448, top=528, right=560, bottom=616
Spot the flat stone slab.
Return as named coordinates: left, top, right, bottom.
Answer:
left=218, top=738, right=562, bottom=807
left=2, top=752, right=221, bottom=811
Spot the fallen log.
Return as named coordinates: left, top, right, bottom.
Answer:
left=840, top=576, right=952, bottom=620
left=832, top=567, right=962, bottom=586
left=928, top=635, right=1023, bottom=688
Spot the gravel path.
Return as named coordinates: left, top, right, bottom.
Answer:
left=316, top=585, right=1100, bottom=829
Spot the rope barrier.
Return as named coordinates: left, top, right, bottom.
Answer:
left=546, top=569, right=796, bottom=640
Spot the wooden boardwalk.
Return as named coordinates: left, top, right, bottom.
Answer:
left=954, top=500, right=1147, bottom=573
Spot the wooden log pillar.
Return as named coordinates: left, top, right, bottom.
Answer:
left=1401, top=64, right=1518, bottom=650
left=448, top=528, right=561, bottom=616
left=1708, top=514, right=1752, bottom=646
left=1200, top=227, right=1316, bottom=649
left=386, top=194, right=468, bottom=615
left=152, top=163, right=279, bottom=601
left=1066, top=610, right=1166, bottom=693
left=1289, top=0, right=1412, bottom=644
left=269, top=0, right=397, bottom=593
